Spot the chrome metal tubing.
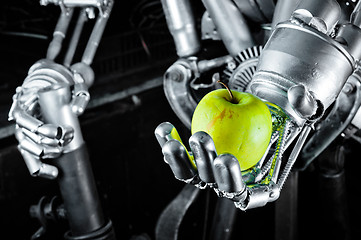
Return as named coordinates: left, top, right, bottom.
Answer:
left=64, top=9, right=88, bottom=67
left=271, top=0, right=300, bottom=29
left=47, top=9, right=74, bottom=61
left=250, top=21, right=354, bottom=125
left=292, top=0, right=340, bottom=34
left=202, top=0, right=255, bottom=56
left=38, top=84, right=84, bottom=153
left=53, top=144, right=106, bottom=237
left=160, top=0, right=200, bottom=57
left=82, top=0, right=113, bottom=65
left=38, top=84, right=114, bottom=238
left=189, top=131, right=217, bottom=184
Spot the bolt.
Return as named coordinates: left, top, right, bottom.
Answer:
left=227, top=61, right=236, bottom=70
left=166, top=69, right=182, bottom=82
left=86, top=7, right=96, bottom=19
left=342, top=82, right=354, bottom=94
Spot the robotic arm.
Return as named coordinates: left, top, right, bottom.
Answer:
left=8, top=1, right=116, bottom=239
left=8, top=0, right=112, bottom=179
left=156, top=0, right=361, bottom=210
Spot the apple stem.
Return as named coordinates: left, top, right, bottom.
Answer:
left=217, top=80, right=235, bottom=103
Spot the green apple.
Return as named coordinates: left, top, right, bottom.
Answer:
left=191, top=88, right=272, bottom=170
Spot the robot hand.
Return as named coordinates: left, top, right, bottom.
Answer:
left=157, top=0, right=361, bottom=210
left=8, top=59, right=93, bottom=179
left=8, top=0, right=113, bottom=179
left=155, top=104, right=309, bottom=210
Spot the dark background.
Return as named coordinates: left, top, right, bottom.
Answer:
left=0, top=1, right=360, bottom=239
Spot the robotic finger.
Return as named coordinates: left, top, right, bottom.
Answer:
left=162, top=139, right=198, bottom=183
left=19, top=149, right=59, bottom=179
left=155, top=117, right=310, bottom=211
left=14, top=126, right=59, bottom=179
left=15, top=127, right=62, bottom=159
left=156, top=0, right=361, bottom=213
left=189, top=131, right=217, bottom=185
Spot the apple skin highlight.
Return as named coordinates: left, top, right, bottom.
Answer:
left=191, top=89, right=272, bottom=170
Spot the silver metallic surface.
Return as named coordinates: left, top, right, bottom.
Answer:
left=62, top=0, right=104, bottom=6
left=21, top=149, right=59, bottom=179
left=15, top=127, right=59, bottom=179
left=189, top=131, right=217, bottom=183
left=254, top=120, right=295, bottom=183
left=292, top=0, right=341, bottom=34
left=71, top=62, right=95, bottom=87
left=26, top=59, right=75, bottom=86
left=254, top=152, right=276, bottom=183
left=335, top=23, right=361, bottom=61
left=160, top=0, right=200, bottom=57
left=351, top=75, right=361, bottom=129
left=47, top=9, right=74, bottom=61
left=197, top=55, right=233, bottom=74
left=64, top=9, right=87, bottom=67
left=155, top=122, right=178, bottom=148
left=278, top=125, right=312, bottom=190
left=300, top=72, right=361, bottom=169
left=81, top=0, right=113, bottom=65
left=155, top=118, right=304, bottom=210
left=162, top=139, right=197, bottom=181
left=233, top=0, right=275, bottom=23
left=235, top=182, right=280, bottom=210
left=214, top=188, right=247, bottom=203
left=41, top=0, right=111, bottom=16
left=201, top=11, right=221, bottom=40
left=156, top=0, right=361, bottom=212
left=202, top=0, right=255, bottom=56
left=271, top=0, right=300, bottom=29
left=38, top=84, right=85, bottom=153
left=21, top=128, right=58, bottom=147
left=250, top=21, right=354, bottom=125
left=71, top=81, right=91, bottom=115
left=212, top=154, right=245, bottom=193
left=9, top=1, right=111, bottom=178
left=163, top=56, right=231, bottom=128
left=9, top=60, right=76, bottom=157
left=223, top=46, right=262, bottom=92
left=163, top=59, right=197, bottom=129
left=288, top=84, right=318, bottom=118
left=351, top=1, right=361, bottom=28
left=18, top=136, right=62, bottom=158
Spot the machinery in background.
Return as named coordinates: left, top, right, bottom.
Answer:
left=156, top=0, right=361, bottom=239
left=4, top=0, right=361, bottom=239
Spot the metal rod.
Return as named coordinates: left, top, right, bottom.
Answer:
left=53, top=144, right=106, bottom=236
left=160, top=0, right=200, bottom=57
left=64, top=9, right=88, bottom=67
left=38, top=85, right=112, bottom=238
left=47, top=9, right=74, bottom=61
left=63, top=0, right=101, bottom=6
left=278, top=125, right=311, bottom=190
left=351, top=0, right=361, bottom=28
left=42, top=0, right=102, bottom=7
left=202, top=0, right=255, bottom=56
left=82, top=1, right=113, bottom=65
